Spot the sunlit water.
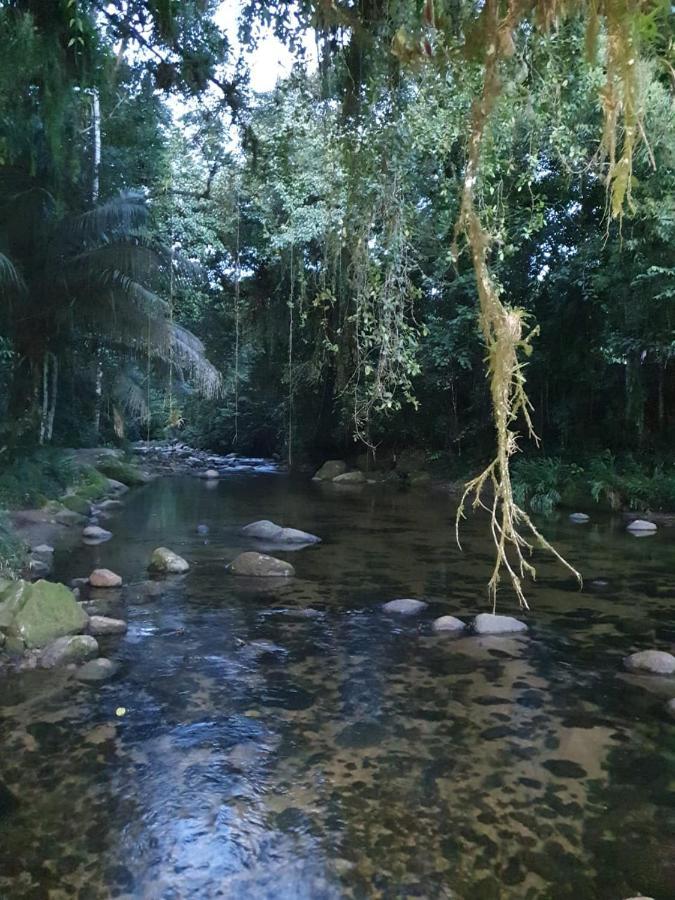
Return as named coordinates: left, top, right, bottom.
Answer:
left=2, top=469, right=675, bottom=899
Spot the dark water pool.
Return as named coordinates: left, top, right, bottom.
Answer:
left=2, top=472, right=675, bottom=899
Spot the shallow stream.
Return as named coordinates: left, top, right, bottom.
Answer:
left=2, top=468, right=675, bottom=899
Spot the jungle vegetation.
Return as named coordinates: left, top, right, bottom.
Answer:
left=0, top=1, right=672, bottom=601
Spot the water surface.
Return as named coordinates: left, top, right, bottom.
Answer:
left=2, top=471, right=675, bottom=899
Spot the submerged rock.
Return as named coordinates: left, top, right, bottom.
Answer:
left=77, top=657, right=119, bottom=682
left=383, top=598, right=428, bottom=615
left=242, top=520, right=321, bottom=544
left=88, top=568, right=122, bottom=588
left=227, top=552, right=295, bottom=578
left=88, top=615, right=127, bottom=636
left=432, top=615, right=465, bottom=632
left=0, top=579, right=88, bottom=649
left=39, top=634, right=98, bottom=668
left=82, top=525, right=112, bottom=545
left=569, top=512, right=590, bottom=523
left=626, top=519, right=657, bottom=533
left=333, top=470, right=366, bottom=485
left=149, top=547, right=190, bottom=574
left=473, top=613, right=528, bottom=635
left=313, top=460, right=347, bottom=481
left=666, top=699, right=675, bottom=720
left=196, top=523, right=209, bottom=535
left=242, top=520, right=284, bottom=540
left=624, top=649, right=675, bottom=675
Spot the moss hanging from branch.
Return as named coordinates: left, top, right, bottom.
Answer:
left=451, top=0, right=582, bottom=609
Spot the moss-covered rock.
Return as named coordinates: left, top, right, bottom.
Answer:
left=0, top=579, right=88, bottom=649
left=149, top=547, right=189, bottom=574
left=61, top=494, right=92, bottom=516
left=94, top=457, right=148, bottom=486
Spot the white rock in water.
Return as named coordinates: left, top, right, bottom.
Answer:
left=227, top=552, right=295, bottom=578
left=82, top=525, right=112, bottom=544
left=149, top=547, right=190, bottom=574
left=624, top=650, right=675, bottom=675
left=203, top=469, right=220, bottom=479
left=626, top=519, right=657, bottom=533
left=88, top=616, right=127, bottom=635
left=333, top=471, right=366, bottom=484
left=432, top=615, right=465, bottom=632
left=242, top=520, right=284, bottom=540
left=88, top=568, right=122, bottom=588
left=473, top=613, right=528, bottom=635
left=383, top=598, right=428, bottom=615
left=569, top=513, right=589, bottom=523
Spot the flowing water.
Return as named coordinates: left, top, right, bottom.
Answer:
left=2, top=467, right=675, bottom=899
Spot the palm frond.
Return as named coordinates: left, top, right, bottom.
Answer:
left=0, top=251, right=25, bottom=293
left=61, top=190, right=149, bottom=245
left=171, top=323, right=222, bottom=398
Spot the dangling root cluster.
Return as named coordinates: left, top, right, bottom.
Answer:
left=453, top=0, right=582, bottom=608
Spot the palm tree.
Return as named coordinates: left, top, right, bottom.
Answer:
left=0, top=177, right=221, bottom=444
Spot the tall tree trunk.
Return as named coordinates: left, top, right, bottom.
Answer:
left=92, top=90, right=104, bottom=438
left=91, top=90, right=101, bottom=205
left=39, top=352, right=49, bottom=445
left=46, top=353, right=58, bottom=443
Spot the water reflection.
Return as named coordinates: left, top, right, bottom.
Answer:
left=1, top=473, right=675, bottom=898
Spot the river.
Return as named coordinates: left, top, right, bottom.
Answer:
left=1, top=466, right=675, bottom=898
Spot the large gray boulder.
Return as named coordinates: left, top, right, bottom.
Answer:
left=149, top=547, right=190, bottom=574
left=432, top=615, right=465, bottom=632
left=227, top=552, right=295, bottom=578
left=77, top=657, right=119, bottom=682
left=383, top=598, right=428, bottom=615
left=626, top=519, right=657, bottom=534
left=333, top=470, right=366, bottom=485
left=88, top=616, right=127, bottom=636
left=473, top=613, right=528, bottom=635
left=313, top=460, right=347, bottom=481
left=242, top=520, right=284, bottom=540
left=624, top=650, right=675, bottom=675
left=0, top=579, right=88, bottom=649
left=242, top=520, right=321, bottom=544
left=39, top=634, right=98, bottom=668
left=82, top=525, right=112, bottom=545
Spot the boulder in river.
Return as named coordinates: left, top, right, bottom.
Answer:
left=666, top=699, right=675, bottom=720
left=313, top=460, right=347, bottom=481
left=39, top=634, right=98, bottom=668
left=82, top=525, right=112, bottom=545
left=202, top=469, right=220, bottom=479
left=97, top=499, right=123, bottom=511
left=333, top=470, right=366, bottom=485
left=149, top=547, right=190, bottom=574
left=88, top=615, right=127, bottom=636
left=626, top=519, right=657, bottom=534
left=227, top=552, right=295, bottom=578
left=624, top=649, right=675, bottom=675
left=0, top=579, right=88, bottom=649
left=383, top=598, right=428, bottom=615
left=473, top=613, right=528, bottom=635
left=88, top=568, right=122, bottom=588
left=242, top=520, right=321, bottom=544
left=569, top=512, right=590, bottom=523
left=77, top=657, right=119, bottom=682
left=432, top=615, right=466, bottom=632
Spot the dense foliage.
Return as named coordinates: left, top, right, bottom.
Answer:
left=0, top=0, right=672, bottom=596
